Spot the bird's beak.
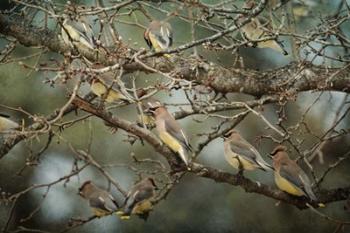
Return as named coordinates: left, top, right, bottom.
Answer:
left=268, top=154, right=274, bottom=159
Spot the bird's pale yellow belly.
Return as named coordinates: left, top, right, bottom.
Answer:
left=274, top=172, right=304, bottom=196
left=224, top=151, right=257, bottom=171
left=159, top=132, right=181, bottom=152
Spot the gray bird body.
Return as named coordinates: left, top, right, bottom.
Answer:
left=79, top=181, right=119, bottom=216
left=121, top=178, right=156, bottom=219
left=88, top=190, right=119, bottom=213
left=272, top=146, right=317, bottom=201
left=224, top=130, right=272, bottom=171
left=154, top=106, right=192, bottom=166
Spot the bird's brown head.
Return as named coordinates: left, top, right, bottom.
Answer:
left=145, top=100, right=165, bottom=116
left=222, top=129, right=239, bottom=140
left=78, top=180, right=93, bottom=197
left=148, top=20, right=161, bottom=30
left=270, top=145, right=289, bottom=161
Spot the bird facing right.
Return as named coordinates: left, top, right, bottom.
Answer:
left=271, top=145, right=317, bottom=201
left=223, top=130, right=273, bottom=172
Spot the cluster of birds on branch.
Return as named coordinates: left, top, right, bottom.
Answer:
left=0, top=1, right=304, bottom=220
left=1, top=98, right=318, bottom=220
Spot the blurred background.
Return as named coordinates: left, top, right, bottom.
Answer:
left=0, top=0, right=350, bottom=232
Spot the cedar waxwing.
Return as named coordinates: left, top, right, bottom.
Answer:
left=271, top=145, right=317, bottom=201
left=79, top=181, right=119, bottom=217
left=89, top=76, right=130, bottom=103
left=223, top=130, right=273, bottom=172
left=61, top=18, right=96, bottom=51
left=144, top=20, right=173, bottom=57
left=0, top=113, right=19, bottom=133
left=239, top=1, right=288, bottom=55
left=147, top=104, right=192, bottom=168
left=118, top=177, right=157, bottom=220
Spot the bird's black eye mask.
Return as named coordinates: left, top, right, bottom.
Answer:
left=145, top=107, right=157, bottom=114
left=270, top=146, right=286, bottom=156
left=222, top=131, right=231, bottom=139
left=145, top=102, right=161, bottom=114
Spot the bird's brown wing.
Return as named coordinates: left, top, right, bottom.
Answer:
left=280, top=163, right=317, bottom=200
left=164, top=114, right=192, bottom=151
left=90, top=193, right=118, bottom=212
left=69, top=19, right=95, bottom=47
left=123, top=185, right=153, bottom=215
left=150, top=23, right=173, bottom=49
left=279, top=163, right=305, bottom=190
left=229, top=140, right=259, bottom=164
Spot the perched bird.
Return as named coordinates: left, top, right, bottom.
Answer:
left=223, top=130, right=273, bottom=172
left=0, top=113, right=19, bottom=133
left=78, top=181, right=119, bottom=217
left=89, top=75, right=129, bottom=103
left=118, top=177, right=157, bottom=220
left=144, top=20, right=173, bottom=57
left=147, top=104, right=192, bottom=168
left=61, top=18, right=96, bottom=51
left=239, top=1, right=288, bottom=55
left=271, top=145, right=317, bottom=201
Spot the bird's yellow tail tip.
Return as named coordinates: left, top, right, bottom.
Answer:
left=120, top=215, right=131, bottom=220
left=116, top=211, right=124, bottom=216
left=318, top=203, right=326, bottom=208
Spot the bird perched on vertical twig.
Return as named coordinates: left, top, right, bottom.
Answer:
left=144, top=20, right=173, bottom=58
left=238, top=0, right=288, bottom=55
left=223, top=130, right=273, bottom=172
left=78, top=181, right=119, bottom=217
left=0, top=113, right=19, bottom=133
left=118, top=177, right=157, bottom=220
left=146, top=102, right=192, bottom=169
left=271, top=145, right=317, bottom=201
